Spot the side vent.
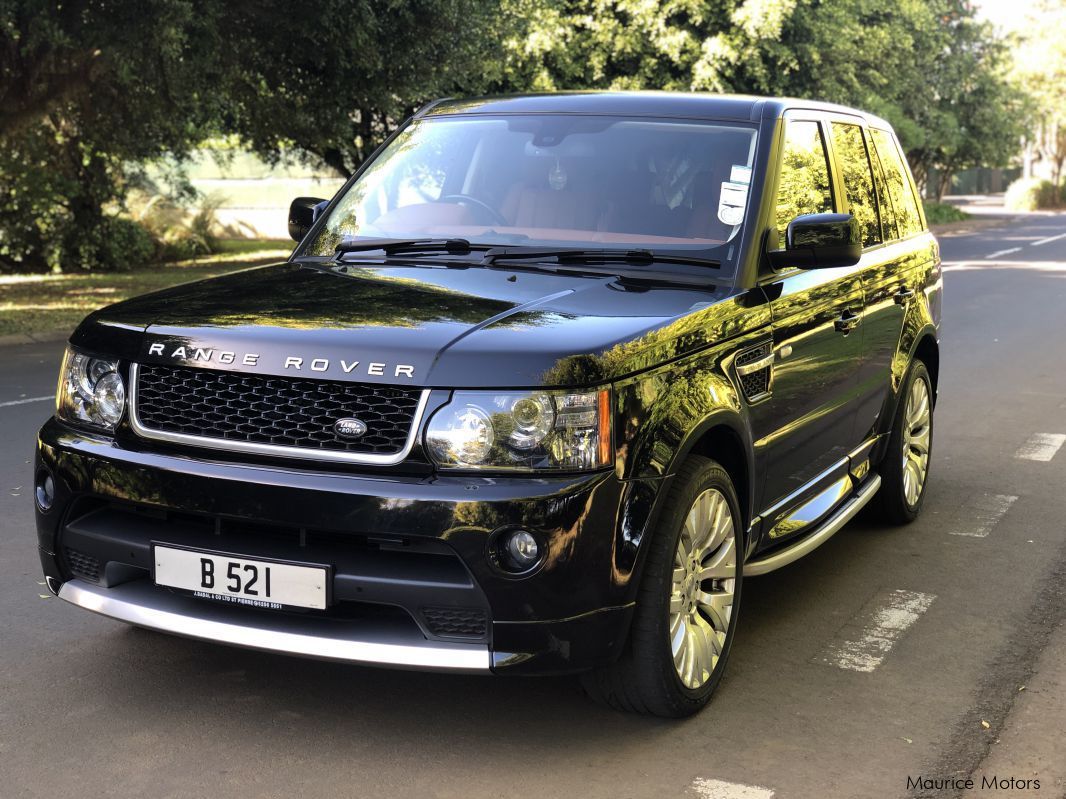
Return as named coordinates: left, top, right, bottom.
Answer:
left=734, top=341, right=774, bottom=402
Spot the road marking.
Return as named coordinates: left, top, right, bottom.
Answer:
left=690, top=778, right=775, bottom=799
left=984, top=247, right=1021, bottom=259
left=0, top=395, right=53, bottom=408
left=948, top=494, right=1018, bottom=538
left=1031, top=232, right=1066, bottom=247
left=1015, top=433, right=1066, bottom=462
left=817, top=589, right=936, bottom=673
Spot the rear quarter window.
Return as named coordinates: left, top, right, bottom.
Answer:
left=870, top=129, right=924, bottom=237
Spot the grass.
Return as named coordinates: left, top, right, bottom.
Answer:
left=0, top=239, right=293, bottom=338
left=923, top=201, right=971, bottom=225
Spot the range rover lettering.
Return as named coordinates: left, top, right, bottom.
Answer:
left=34, top=93, right=941, bottom=717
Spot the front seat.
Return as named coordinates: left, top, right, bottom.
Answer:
left=501, top=160, right=604, bottom=232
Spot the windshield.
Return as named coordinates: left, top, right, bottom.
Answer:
left=303, top=114, right=758, bottom=259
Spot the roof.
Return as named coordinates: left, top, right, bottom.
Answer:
left=422, top=91, right=892, bottom=130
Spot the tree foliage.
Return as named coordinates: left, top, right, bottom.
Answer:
left=0, top=0, right=503, bottom=271
left=1012, top=0, right=1066, bottom=192
left=493, top=0, right=1023, bottom=198
left=0, top=0, right=1030, bottom=272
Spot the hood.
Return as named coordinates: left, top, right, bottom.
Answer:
left=71, top=261, right=759, bottom=387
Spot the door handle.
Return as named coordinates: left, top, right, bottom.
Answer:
left=834, top=310, right=862, bottom=334
left=894, top=287, right=915, bottom=305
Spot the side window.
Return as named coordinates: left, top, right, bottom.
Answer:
left=870, top=129, right=924, bottom=237
left=775, top=120, right=833, bottom=242
left=830, top=122, right=881, bottom=247
left=869, top=134, right=898, bottom=240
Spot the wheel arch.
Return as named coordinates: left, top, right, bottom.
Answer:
left=912, top=330, right=939, bottom=406
left=680, top=420, right=753, bottom=536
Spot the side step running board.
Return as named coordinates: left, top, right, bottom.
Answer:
left=745, top=474, right=881, bottom=576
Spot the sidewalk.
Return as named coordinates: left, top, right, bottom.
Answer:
left=960, top=619, right=1066, bottom=797
left=0, top=328, right=70, bottom=348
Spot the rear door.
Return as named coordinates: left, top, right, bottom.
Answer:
left=848, top=125, right=932, bottom=446
left=749, top=117, right=865, bottom=543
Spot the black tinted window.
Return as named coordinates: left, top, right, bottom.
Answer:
left=776, top=120, right=833, bottom=242
left=871, top=129, right=923, bottom=237
left=831, top=123, right=881, bottom=247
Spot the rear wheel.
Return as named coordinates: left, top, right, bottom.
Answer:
left=580, top=456, right=742, bottom=717
left=871, top=359, right=933, bottom=525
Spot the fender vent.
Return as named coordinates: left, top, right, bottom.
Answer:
left=735, top=341, right=773, bottom=402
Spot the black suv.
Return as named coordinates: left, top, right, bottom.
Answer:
left=34, top=93, right=941, bottom=717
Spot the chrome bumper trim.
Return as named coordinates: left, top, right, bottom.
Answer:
left=58, top=578, right=491, bottom=673
left=746, top=474, right=881, bottom=576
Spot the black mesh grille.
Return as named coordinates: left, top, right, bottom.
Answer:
left=421, top=606, right=488, bottom=638
left=65, top=547, right=101, bottom=582
left=134, top=364, right=422, bottom=455
left=736, top=342, right=772, bottom=401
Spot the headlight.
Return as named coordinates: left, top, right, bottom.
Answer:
left=426, top=389, right=611, bottom=471
left=56, top=348, right=126, bottom=431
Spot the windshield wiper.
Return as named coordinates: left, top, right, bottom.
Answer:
left=480, top=247, right=719, bottom=268
left=335, top=237, right=476, bottom=256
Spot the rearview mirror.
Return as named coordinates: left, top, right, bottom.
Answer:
left=767, top=213, right=861, bottom=270
left=288, top=197, right=328, bottom=242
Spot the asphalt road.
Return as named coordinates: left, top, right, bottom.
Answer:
left=3, top=214, right=1066, bottom=799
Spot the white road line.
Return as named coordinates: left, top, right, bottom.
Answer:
left=0, top=395, right=53, bottom=408
left=1031, top=232, right=1066, bottom=247
left=949, top=494, right=1018, bottom=538
left=690, top=778, right=775, bottom=799
left=817, top=589, right=936, bottom=673
left=1014, top=433, right=1066, bottom=462
left=984, top=247, right=1022, bottom=259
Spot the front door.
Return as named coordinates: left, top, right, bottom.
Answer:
left=747, top=117, right=865, bottom=544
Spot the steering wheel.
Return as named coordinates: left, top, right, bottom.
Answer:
left=438, top=194, right=508, bottom=227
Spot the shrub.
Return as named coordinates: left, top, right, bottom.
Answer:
left=58, top=215, right=157, bottom=272
left=129, top=189, right=227, bottom=261
left=1004, top=177, right=1061, bottom=211
left=922, top=202, right=970, bottom=225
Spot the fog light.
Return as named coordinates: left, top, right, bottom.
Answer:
left=500, top=529, right=540, bottom=572
left=35, top=471, right=55, bottom=512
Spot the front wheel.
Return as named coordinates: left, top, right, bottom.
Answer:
left=580, top=456, right=742, bottom=717
left=870, top=359, right=934, bottom=525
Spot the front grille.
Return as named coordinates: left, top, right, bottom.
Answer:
left=133, top=364, right=423, bottom=457
left=421, top=606, right=488, bottom=638
left=65, top=547, right=101, bottom=582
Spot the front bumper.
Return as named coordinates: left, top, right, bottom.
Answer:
left=36, top=419, right=649, bottom=674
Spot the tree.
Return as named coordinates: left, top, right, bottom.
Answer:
left=495, top=0, right=1022, bottom=198
left=1013, top=0, right=1066, bottom=194
left=0, top=0, right=230, bottom=271
left=221, top=0, right=508, bottom=178
left=0, top=0, right=506, bottom=272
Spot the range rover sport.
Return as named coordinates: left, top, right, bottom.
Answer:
left=33, top=93, right=941, bottom=717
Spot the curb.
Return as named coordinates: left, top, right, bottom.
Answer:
left=0, top=329, right=71, bottom=348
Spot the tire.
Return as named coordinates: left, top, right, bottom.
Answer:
left=580, top=455, right=742, bottom=717
left=870, top=359, right=934, bottom=525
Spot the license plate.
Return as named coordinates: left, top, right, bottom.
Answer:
left=153, top=545, right=328, bottom=610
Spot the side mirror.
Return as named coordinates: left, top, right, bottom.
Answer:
left=767, top=212, right=861, bottom=270
left=288, top=197, right=328, bottom=242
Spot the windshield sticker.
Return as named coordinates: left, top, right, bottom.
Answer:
left=718, top=181, right=748, bottom=226
left=730, top=164, right=753, bottom=185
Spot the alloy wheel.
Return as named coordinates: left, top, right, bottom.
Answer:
left=902, top=375, right=932, bottom=506
left=669, top=488, right=737, bottom=690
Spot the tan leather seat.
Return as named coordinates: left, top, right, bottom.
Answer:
left=501, top=160, right=605, bottom=231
